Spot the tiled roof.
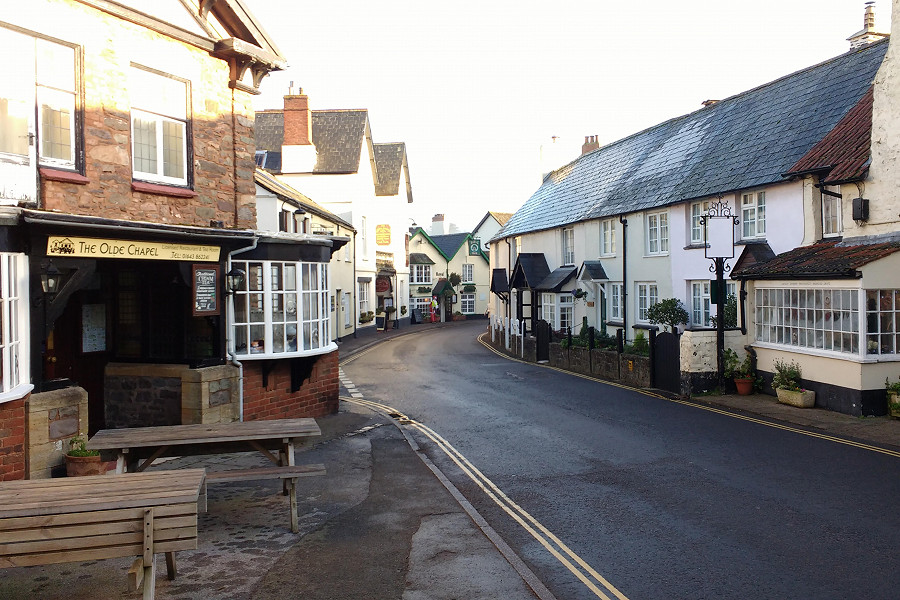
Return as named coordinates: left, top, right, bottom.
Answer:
left=491, top=268, right=510, bottom=294
left=510, top=253, right=550, bottom=289
left=786, top=86, right=874, bottom=183
left=311, top=110, right=368, bottom=174
left=409, top=252, right=434, bottom=264
left=536, top=266, right=577, bottom=291
left=253, top=109, right=370, bottom=174
left=430, top=233, right=470, bottom=261
left=578, top=260, right=609, bottom=281
left=491, top=212, right=514, bottom=226
left=733, top=239, right=900, bottom=279
left=494, top=41, right=888, bottom=241
left=374, top=143, right=405, bottom=196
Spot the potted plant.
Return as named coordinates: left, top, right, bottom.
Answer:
left=886, top=378, right=900, bottom=419
left=452, top=310, right=466, bottom=321
left=384, top=305, right=397, bottom=329
left=66, top=434, right=103, bottom=476
left=772, top=358, right=814, bottom=408
left=724, top=348, right=755, bottom=395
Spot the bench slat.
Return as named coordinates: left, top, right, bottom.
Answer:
left=0, top=490, right=203, bottom=519
left=0, top=503, right=197, bottom=532
left=0, top=525, right=197, bottom=556
left=0, top=515, right=196, bottom=544
left=204, top=464, right=325, bottom=483
left=0, top=538, right=196, bottom=569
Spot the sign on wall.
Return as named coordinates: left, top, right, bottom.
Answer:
left=375, top=224, right=391, bottom=246
left=192, top=265, right=220, bottom=316
left=468, top=239, right=481, bottom=256
left=47, top=236, right=220, bottom=262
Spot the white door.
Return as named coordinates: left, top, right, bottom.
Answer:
left=0, top=30, right=37, bottom=205
left=342, top=292, right=351, bottom=328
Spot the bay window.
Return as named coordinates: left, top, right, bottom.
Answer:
left=231, top=260, right=331, bottom=357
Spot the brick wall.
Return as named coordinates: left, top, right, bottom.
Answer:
left=0, top=398, right=27, bottom=481
left=242, top=351, right=340, bottom=421
left=36, top=0, right=257, bottom=229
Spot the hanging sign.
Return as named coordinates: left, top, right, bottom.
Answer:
left=375, top=276, right=391, bottom=293
left=375, top=224, right=391, bottom=246
left=193, top=264, right=220, bottom=316
left=468, top=238, right=481, bottom=256
left=47, top=236, right=220, bottom=261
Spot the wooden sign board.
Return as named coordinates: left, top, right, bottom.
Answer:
left=193, top=264, right=220, bottom=316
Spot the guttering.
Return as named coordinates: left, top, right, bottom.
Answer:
left=619, top=215, right=628, bottom=340
left=226, top=235, right=260, bottom=422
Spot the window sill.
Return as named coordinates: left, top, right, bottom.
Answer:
left=40, top=168, right=89, bottom=185
left=606, top=320, right=624, bottom=327
left=683, top=243, right=708, bottom=250
left=734, top=238, right=767, bottom=246
left=233, top=341, right=337, bottom=360
left=0, top=384, right=34, bottom=405
left=132, top=180, right=198, bottom=198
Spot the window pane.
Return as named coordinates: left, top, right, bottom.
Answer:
left=162, top=119, right=184, bottom=179
left=40, top=101, right=72, bottom=161
left=133, top=117, right=157, bottom=173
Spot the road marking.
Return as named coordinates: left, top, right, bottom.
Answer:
left=341, top=392, right=630, bottom=600
left=477, top=333, right=900, bottom=459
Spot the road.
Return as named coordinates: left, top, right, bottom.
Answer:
left=340, top=321, right=900, bottom=600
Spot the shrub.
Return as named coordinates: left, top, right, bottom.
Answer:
left=710, top=294, right=738, bottom=328
left=772, top=358, right=802, bottom=391
left=647, top=298, right=689, bottom=332
left=625, top=330, right=650, bottom=356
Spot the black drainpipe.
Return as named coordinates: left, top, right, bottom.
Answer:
left=619, top=215, right=628, bottom=342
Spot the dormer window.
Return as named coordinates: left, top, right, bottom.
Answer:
left=822, top=185, right=842, bottom=238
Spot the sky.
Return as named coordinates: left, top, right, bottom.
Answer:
left=244, top=0, right=892, bottom=232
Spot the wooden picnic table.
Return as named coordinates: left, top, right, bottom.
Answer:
left=0, top=469, right=205, bottom=599
left=87, top=418, right=324, bottom=533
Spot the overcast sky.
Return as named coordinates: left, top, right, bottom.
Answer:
left=245, top=0, right=892, bottom=232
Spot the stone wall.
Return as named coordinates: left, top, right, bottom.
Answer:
left=242, top=350, right=339, bottom=421
left=0, top=397, right=27, bottom=481
left=26, top=388, right=88, bottom=479
left=181, top=364, right=241, bottom=424
left=542, top=343, right=651, bottom=388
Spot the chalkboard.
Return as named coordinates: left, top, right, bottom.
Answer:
left=193, top=264, right=220, bottom=316
left=411, top=309, right=423, bottom=324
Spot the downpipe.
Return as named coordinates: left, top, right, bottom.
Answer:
left=227, top=236, right=259, bottom=421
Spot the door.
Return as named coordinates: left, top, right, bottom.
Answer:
left=0, top=29, right=37, bottom=205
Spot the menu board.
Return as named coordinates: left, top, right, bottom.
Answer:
left=82, top=304, right=106, bottom=353
left=193, top=264, right=220, bottom=316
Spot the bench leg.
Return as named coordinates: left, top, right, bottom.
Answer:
left=142, top=554, right=156, bottom=600
left=289, top=477, right=298, bottom=534
left=165, top=552, right=177, bottom=580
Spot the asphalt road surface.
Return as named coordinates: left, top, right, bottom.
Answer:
left=341, top=321, right=900, bottom=600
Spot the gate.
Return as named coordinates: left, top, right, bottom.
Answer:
left=535, top=319, right=550, bottom=363
left=652, top=331, right=681, bottom=394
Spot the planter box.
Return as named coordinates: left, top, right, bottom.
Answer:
left=776, top=388, right=815, bottom=408
left=889, top=391, right=900, bottom=419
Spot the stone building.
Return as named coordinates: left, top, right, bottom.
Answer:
left=0, top=1, right=340, bottom=480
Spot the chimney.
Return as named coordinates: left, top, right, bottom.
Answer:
left=581, top=135, right=600, bottom=155
left=431, top=213, right=446, bottom=235
left=848, top=2, right=887, bottom=49
left=283, top=85, right=312, bottom=146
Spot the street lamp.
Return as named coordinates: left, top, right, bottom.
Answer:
left=225, top=267, right=246, bottom=295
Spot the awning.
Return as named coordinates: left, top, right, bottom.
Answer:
left=578, top=260, right=608, bottom=281
left=535, top=266, right=577, bottom=292
left=409, top=252, right=435, bottom=265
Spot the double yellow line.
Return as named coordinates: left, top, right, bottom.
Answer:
left=346, top=395, right=630, bottom=600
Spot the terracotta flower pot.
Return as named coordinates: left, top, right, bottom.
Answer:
left=66, top=454, right=104, bottom=477
left=734, top=377, right=754, bottom=396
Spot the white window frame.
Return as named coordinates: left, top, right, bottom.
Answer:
left=541, top=293, right=556, bottom=327
left=609, top=282, right=623, bottom=322
left=412, top=297, right=431, bottom=314
left=231, top=261, right=331, bottom=359
left=0, top=253, right=31, bottom=402
left=462, top=263, right=474, bottom=283
left=358, top=281, right=369, bottom=315
left=343, top=291, right=351, bottom=328
left=690, top=200, right=710, bottom=245
left=865, top=289, right=900, bottom=356
left=636, top=283, right=658, bottom=322
left=130, top=67, right=189, bottom=187
left=646, top=211, right=669, bottom=256
left=691, top=281, right=712, bottom=327
left=36, top=38, right=77, bottom=170
left=461, top=292, right=475, bottom=314
left=562, top=227, right=575, bottom=265
left=822, top=185, right=842, bottom=238
left=600, top=219, right=616, bottom=257
left=559, top=294, right=574, bottom=333
left=741, top=191, right=766, bottom=239
left=360, top=217, right=368, bottom=260
left=411, top=264, right=432, bottom=285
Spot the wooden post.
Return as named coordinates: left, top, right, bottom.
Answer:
left=142, top=508, right=155, bottom=600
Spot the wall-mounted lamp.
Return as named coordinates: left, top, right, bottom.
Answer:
left=41, top=261, right=61, bottom=297
left=225, top=267, right=246, bottom=294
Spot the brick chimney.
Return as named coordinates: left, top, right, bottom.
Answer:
left=581, top=135, right=600, bottom=155
left=431, top=213, right=446, bottom=236
left=281, top=83, right=317, bottom=173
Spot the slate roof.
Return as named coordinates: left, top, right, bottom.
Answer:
left=510, top=253, right=551, bottom=289
left=409, top=252, right=434, bottom=265
left=374, top=143, right=405, bottom=196
left=536, top=266, right=577, bottom=292
left=786, top=86, right=874, bottom=184
left=732, top=239, right=900, bottom=279
left=430, top=233, right=470, bottom=261
left=494, top=40, right=888, bottom=241
left=491, top=268, right=510, bottom=294
left=253, top=109, right=370, bottom=174
left=578, top=261, right=609, bottom=281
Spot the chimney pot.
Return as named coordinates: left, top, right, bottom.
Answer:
left=581, top=134, right=600, bottom=156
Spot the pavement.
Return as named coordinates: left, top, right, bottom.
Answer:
left=2, top=319, right=896, bottom=599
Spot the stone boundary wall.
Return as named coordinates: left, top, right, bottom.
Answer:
left=26, top=388, right=88, bottom=479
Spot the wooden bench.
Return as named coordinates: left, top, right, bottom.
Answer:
left=0, top=469, right=205, bottom=600
left=203, top=464, right=325, bottom=533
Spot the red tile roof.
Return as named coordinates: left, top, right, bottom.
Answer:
left=733, top=238, right=900, bottom=279
left=786, top=86, right=873, bottom=184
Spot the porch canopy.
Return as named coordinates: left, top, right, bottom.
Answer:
left=535, top=266, right=577, bottom=292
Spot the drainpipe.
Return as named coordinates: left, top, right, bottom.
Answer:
left=619, top=215, right=628, bottom=341
left=227, top=235, right=259, bottom=421
left=739, top=278, right=748, bottom=335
